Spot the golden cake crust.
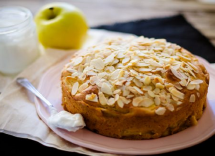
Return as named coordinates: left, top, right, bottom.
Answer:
left=61, top=36, right=209, bottom=139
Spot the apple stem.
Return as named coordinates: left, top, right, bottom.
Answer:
left=49, top=7, right=55, bottom=19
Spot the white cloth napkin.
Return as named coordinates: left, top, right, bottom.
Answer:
left=0, top=29, right=134, bottom=156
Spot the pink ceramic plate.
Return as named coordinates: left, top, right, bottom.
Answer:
left=35, top=55, right=215, bottom=155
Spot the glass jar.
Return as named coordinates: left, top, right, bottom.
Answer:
left=0, top=6, right=40, bottom=75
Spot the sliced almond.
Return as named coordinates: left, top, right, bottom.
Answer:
left=98, top=92, right=107, bottom=105
left=90, top=58, right=105, bottom=70
left=144, top=76, right=151, bottom=85
left=122, top=57, right=130, bottom=64
left=126, top=95, right=134, bottom=98
left=120, top=96, right=131, bottom=104
left=189, top=94, right=196, bottom=102
left=73, top=57, right=83, bottom=66
left=142, top=86, right=152, bottom=91
left=86, top=93, right=98, bottom=102
left=113, top=89, right=121, bottom=94
left=104, top=53, right=115, bottom=64
left=170, top=67, right=183, bottom=80
left=190, top=80, right=203, bottom=85
left=133, top=78, right=143, bottom=87
left=136, top=62, right=149, bottom=67
left=156, top=83, right=164, bottom=89
left=139, top=97, right=154, bottom=107
left=132, top=97, right=144, bottom=106
left=71, top=82, right=79, bottom=95
left=139, top=68, right=152, bottom=73
left=87, top=71, right=97, bottom=76
left=169, top=87, right=184, bottom=99
left=117, top=98, right=124, bottom=108
left=90, top=76, right=99, bottom=85
left=155, top=107, right=166, bottom=115
left=78, top=83, right=88, bottom=92
left=179, top=79, right=187, bottom=86
left=148, top=90, right=155, bottom=97
left=166, top=104, right=174, bottom=111
left=110, top=69, right=121, bottom=80
left=187, top=83, right=196, bottom=90
left=154, top=96, right=161, bottom=105
left=101, top=83, right=112, bottom=95
left=67, top=68, right=76, bottom=73
left=107, top=98, right=115, bottom=105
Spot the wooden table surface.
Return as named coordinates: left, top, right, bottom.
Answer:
left=1, top=0, right=215, bottom=46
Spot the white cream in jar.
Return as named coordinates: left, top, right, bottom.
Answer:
left=0, top=6, right=40, bottom=75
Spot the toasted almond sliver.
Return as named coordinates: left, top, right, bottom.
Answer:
left=107, top=98, right=115, bottom=105
left=142, top=86, right=152, bottom=91
left=170, top=67, right=183, bottom=80
left=154, top=96, right=161, bottom=105
left=67, top=68, right=76, bottom=73
left=132, top=97, right=144, bottom=106
left=78, top=83, right=88, bottom=92
left=115, top=94, right=120, bottom=101
left=156, top=83, right=164, bottom=89
left=144, top=76, right=151, bottom=85
left=90, top=58, right=105, bottom=70
left=190, top=80, right=203, bottom=85
left=90, top=76, right=99, bottom=85
left=188, top=62, right=198, bottom=71
left=166, top=104, right=174, bottom=111
left=155, top=107, right=166, bottom=115
left=148, top=90, right=155, bottom=97
left=169, top=87, right=184, bottom=99
left=139, top=97, right=154, bottom=107
left=122, top=57, right=130, bottom=64
left=104, top=53, right=115, bottom=64
left=98, top=92, right=107, bottom=105
left=110, top=69, right=121, bottom=80
left=187, top=83, right=196, bottom=90
left=71, top=82, right=79, bottom=95
left=117, top=99, right=124, bottom=108
left=101, top=83, right=112, bottom=95
left=189, top=94, right=196, bottom=102
left=73, top=57, right=83, bottom=66
left=177, top=101, right=183, bottom=105
left=113, top=89, right=121, bottom=94
left=136, top=62, right=149, bottom=67
left=86, top=93, right=98, bottom=102
left=133, top=78, right=143, bottom=87
left=120, top=96, right=131, bottom=104
left=139, top=68, right=152, bottom=73
left=133, top=86, right=144, bottom=94
left=179, top=79, right=187, bottom=86
left=127, top=95, right=134, bottom=98
left=87, top=71, right=97, bottom=76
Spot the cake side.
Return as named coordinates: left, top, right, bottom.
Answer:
left=61, top=36, right=209, bottom=139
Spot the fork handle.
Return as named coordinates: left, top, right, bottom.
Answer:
left=16, top=77, right=54, bottom=108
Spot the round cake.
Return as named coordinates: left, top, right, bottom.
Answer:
left=61, top=36, right=209, bottom=140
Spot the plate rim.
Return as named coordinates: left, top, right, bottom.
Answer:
left=34, top=55, right=215, bottom=155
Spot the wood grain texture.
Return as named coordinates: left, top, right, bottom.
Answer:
left=0, top=0, right=214, bottom=45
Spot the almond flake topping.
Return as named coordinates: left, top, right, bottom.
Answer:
left=90, top=58, right=105, bottom=70
left=71, top=82, right=79, bottom=95
left=189, top=94, right=196, bottom=102
left=155, top=107, right=166, bottom=115
left=86, top=93, right=98, bottom=102
left=64, top=36, right=205, bottom=113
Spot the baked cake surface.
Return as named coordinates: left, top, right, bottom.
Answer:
left=61, top=36, right=209, bottom=139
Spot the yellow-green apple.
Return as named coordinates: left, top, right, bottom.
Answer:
left=34, top=2, right=88, bottom=49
